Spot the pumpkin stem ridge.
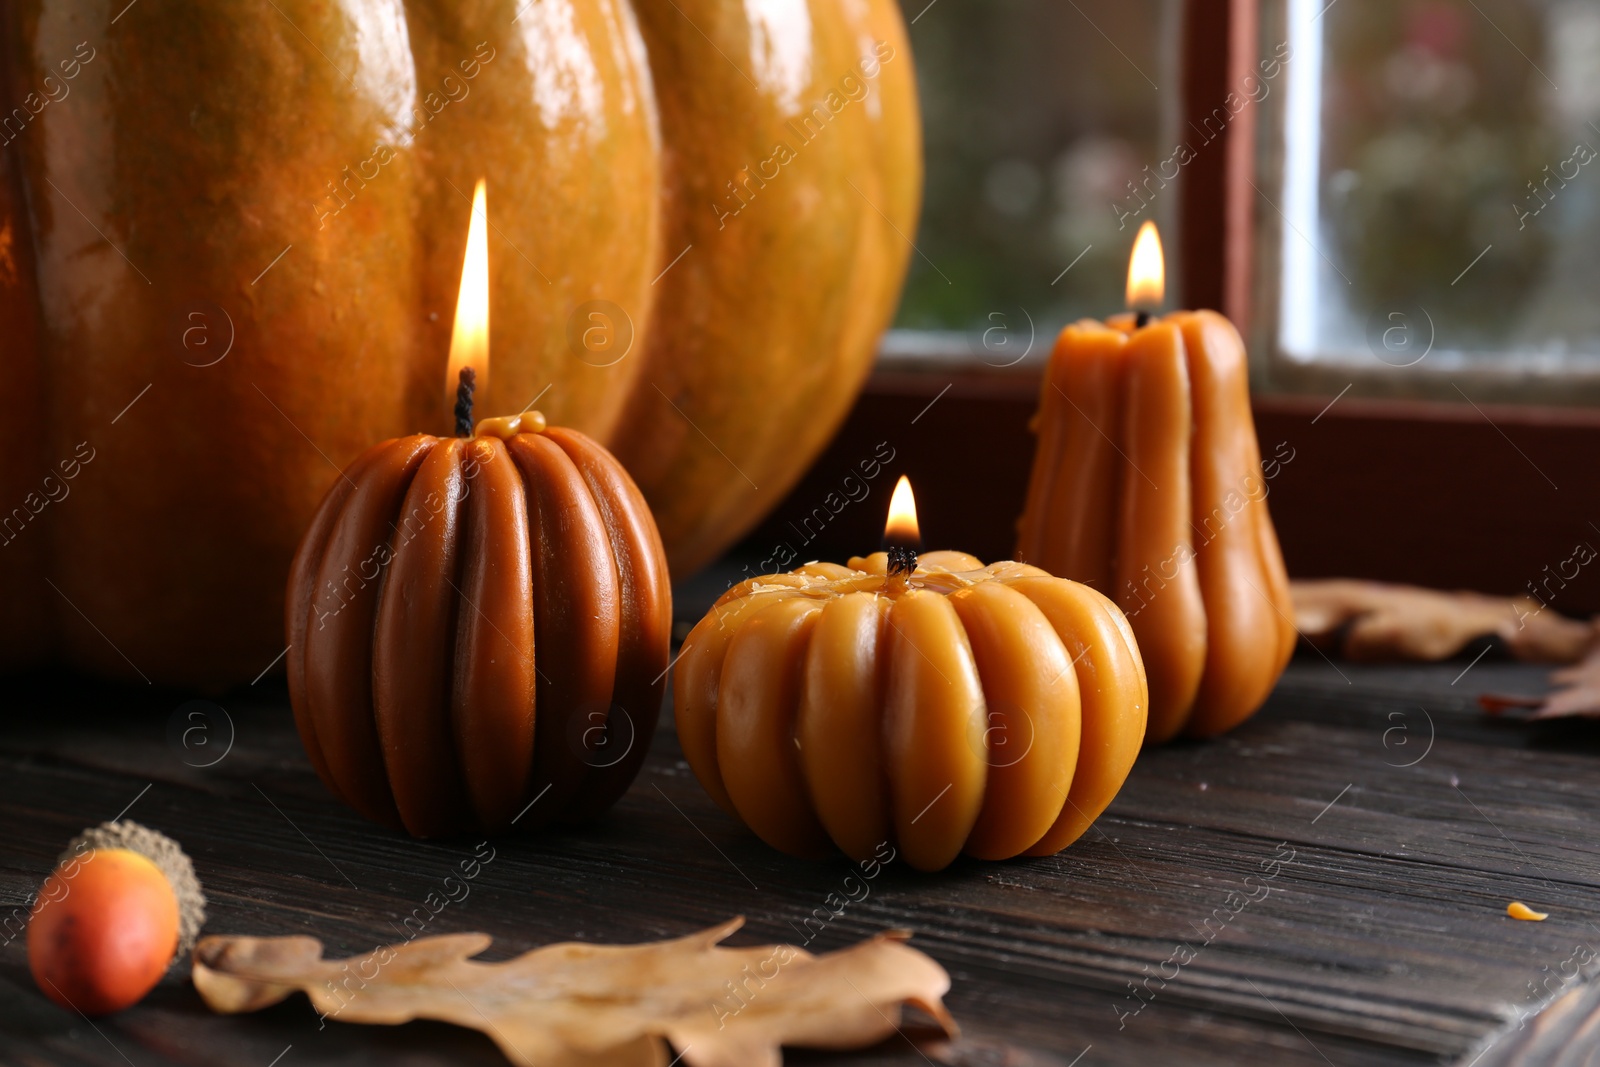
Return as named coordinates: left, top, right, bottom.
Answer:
left=454, top=368, right=476, bottom=437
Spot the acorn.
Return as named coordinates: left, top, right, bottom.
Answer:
left=28, top=820, right=207, bottom=1016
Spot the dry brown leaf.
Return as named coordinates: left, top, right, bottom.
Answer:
left=192, top=917, right=955, bottom=1067
left=1291, top=579, right=1595, bottom=664
left=1481, top=641, right=1600, bottom=720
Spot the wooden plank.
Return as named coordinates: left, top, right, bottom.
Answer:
left=1469, top=977, right=1600, bottom=1067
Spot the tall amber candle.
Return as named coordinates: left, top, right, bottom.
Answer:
left=1018, top=224, right=1294, bottom=741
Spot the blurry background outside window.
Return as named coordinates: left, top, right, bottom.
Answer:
left=888, top=0, right=1179, bottom=363
left=1265, top=0, right=1600, bottom=401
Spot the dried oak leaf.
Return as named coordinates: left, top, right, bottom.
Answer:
left=192, top=917, right=955, bottom=1067
left=1291, top=579, right=1595, bottom=664
left=1481, top=642, right=1600, bottom=720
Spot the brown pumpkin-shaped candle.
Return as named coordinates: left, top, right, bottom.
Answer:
left=286, top=410, right=670, bottom=837
left=285, top=183, right=670, bottom=837
left=675, top=479, right=1148, bottom=872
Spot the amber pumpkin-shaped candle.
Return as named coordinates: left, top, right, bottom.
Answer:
left=675, top=479, right=1147, bottom=872
left=1017, top=223, right=1294, bottom=741
left=285, top=181, right=671, bottom=837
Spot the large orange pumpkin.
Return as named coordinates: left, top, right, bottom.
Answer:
left=0, top=0, right=920, bottom=687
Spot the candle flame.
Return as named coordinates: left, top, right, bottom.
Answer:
left=446, top=178, right=490, bottom=404
left=883, top=475, right=920, bottom=547
left=1125, top=219, right=1165, bottom=310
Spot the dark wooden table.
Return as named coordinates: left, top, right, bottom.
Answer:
left=5, top=582, right=1600, bottom=1065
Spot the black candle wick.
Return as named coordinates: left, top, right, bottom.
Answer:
left=886, top=544, right=918, bottom=577
left=454, top=367, right=476, bottom=437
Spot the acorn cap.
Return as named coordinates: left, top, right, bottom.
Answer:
left=59, top=820, right=207, bottom=958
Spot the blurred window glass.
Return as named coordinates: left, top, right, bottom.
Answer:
left=1265, top=0, right=1600, bottom=399
left=889, top=0, right=1180, bottom=363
